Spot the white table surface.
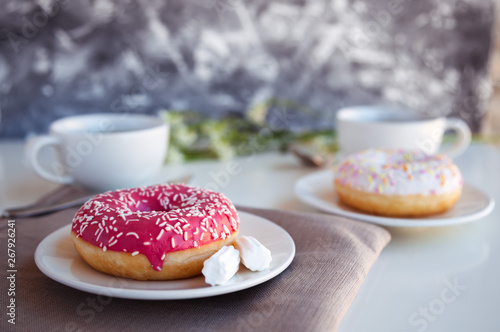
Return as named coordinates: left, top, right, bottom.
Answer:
left=1, top=140, right=499, bottom=331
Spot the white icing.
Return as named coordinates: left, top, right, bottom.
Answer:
left=335, top=149, right=463, bottom=196
left=202, top=246, right=240, bottom=286
left=235, top=236, right=272, bottom=272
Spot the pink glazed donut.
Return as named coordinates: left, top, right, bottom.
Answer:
left=71, top=184, right=239, bottom=280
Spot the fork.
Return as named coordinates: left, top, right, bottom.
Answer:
left=1, top=174, right=193, bottom=218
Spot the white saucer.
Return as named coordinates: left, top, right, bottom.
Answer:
left=35, top=211, right=295, bottom=300
left=295, top=169, right=495, bottom=228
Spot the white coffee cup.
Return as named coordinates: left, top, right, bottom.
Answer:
left=336, top=105, right=471, bottom=158
left=26, top=113, right=169, bottom=191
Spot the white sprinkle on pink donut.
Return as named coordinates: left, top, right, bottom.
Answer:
left=71, top=184, right=239, bottom=271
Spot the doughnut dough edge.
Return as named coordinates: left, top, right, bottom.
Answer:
left=334, top=182, right=461, bottom=217
left=72, top=230, right=239, bottom=281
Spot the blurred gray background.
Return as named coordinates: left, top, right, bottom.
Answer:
left=0, top=0, right=495, bottom=138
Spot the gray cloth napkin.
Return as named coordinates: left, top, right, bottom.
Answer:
left=1, top=203, right=390, bottom=332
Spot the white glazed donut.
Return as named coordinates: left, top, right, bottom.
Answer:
left=334, top=149, right=463, bottom=217
left=71, top=184, right=239, bottom=280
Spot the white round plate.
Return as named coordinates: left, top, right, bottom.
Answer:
left=295, top=169, right=495, bottom=227
left=35, top=211, right=295, bottom=300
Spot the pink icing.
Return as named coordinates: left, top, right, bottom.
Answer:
left=71, top=184, right=239, bottom=271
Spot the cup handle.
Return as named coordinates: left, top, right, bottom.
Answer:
left=440, top=118, right=471, bottom=158
left=26, top=135, right=73, bottom=184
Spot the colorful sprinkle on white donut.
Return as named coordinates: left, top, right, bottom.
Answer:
left=335, top=149, right=463, bottom=196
